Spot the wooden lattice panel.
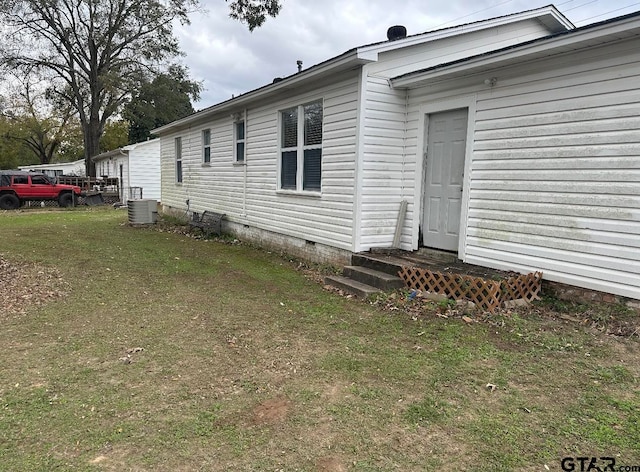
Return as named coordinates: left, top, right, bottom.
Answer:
left=501, top=271, right=543, bottom=302
left=398, top=267, right=543, bottom=312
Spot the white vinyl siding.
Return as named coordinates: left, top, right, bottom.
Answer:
left=93, top=155, right=127, bottom=179
left=18, top=159, right=85, bottom=176
left=160, top=72, right=359, bottom=251
left=356, top=18, right=558, bottom=252
left=358, top=75, right=410, bottom=250
left=406, top=38, right=640, bottom=299
left=366, top=19, right=551, bottom=77
left=127, top=139, right=161, bottom=203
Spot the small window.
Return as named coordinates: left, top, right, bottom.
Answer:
left=175, top=137, right=183, bottom=183
left=14, top=175, right=28, bottom=184
left=234, top=120, right=245, bottom=162
left=202, top=129, right=211, bottom=164
left=31, top=175, right=50, bottom=185
left=279, top=100, right=323, bottom=192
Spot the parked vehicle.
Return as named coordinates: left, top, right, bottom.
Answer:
left=0, top=171, right=84, bottom=209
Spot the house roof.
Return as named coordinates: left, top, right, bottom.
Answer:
left=152, top=5, right=572, bottom=135
left=391, top=9, right=640, bottom=88
left=122, top=138, right=160, bottom=152
left=17, top=158, right=85, bottom=171
left=92, top=148, right=127, bottom=162
left=93, top=139, right=160, bottom=162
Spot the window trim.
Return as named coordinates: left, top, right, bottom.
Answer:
left=233, top=119, right=245, bottom=164
left=278, top=99, right=323, bottom=193
left=175, top=136, right=183, bottom=184
left=202, top=129, right=211, bottom=165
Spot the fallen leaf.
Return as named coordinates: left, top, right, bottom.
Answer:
left=90, top=456, right=108, bottom=464
left=462, top=316, right=474, bottom=324
left=486, top=383, right=497, bottom=392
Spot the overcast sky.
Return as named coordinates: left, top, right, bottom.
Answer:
left=176, top=0, right=640, bottom=107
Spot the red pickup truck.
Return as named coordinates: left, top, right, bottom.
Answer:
left=0, top=171, right=84, bottom=209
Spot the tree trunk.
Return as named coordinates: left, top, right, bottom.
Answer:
left=84, top=119, right=102, bottom=177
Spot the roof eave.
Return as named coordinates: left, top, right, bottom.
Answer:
left=152, top=50, right=368, bottom=135
left=391, top=13, right=640, bottom=89
left=356, top=5, right=573, bottom=61
left=91, top=148, right=127, bottom=162
left=122, top=138, right=161, bottom=151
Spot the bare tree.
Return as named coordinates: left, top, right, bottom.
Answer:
left=0, top=0, right=281, bottom=175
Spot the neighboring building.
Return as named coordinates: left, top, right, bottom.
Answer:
left=92, top=139, right=161, bottom=204
left=153, top=6, right=640, bottom=301
left=122, top=139, right=162, bottom=203
left=18, top=159, right=85, bottom=177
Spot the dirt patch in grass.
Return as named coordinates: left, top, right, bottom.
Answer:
left=251, top=396, right=292, bottom=425
left=0, top=254, right=69, bottom=316
left=315, top=456, right=347, bottom=471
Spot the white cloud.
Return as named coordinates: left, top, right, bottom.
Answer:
left=176, top=0, right=640, bottom=106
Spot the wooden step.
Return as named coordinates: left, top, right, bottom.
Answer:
left=351, top=254, right=404, bottom=276
left=415, top=248, right=458, bottom=263
left=324, top=275, right=381, bottom=298
left=343, top=265, right=405, bottom=291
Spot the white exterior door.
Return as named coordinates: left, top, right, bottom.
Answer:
left=422, top=108, right=468, bottom=251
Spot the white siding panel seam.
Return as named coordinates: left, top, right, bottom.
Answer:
left=468, top=218, right=640, bottom=251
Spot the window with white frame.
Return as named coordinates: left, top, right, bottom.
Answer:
left=280, top=100, right=323, bottom=192
left=175, top=137, right=183, bottom=183
left=202, top=129, right=211, bottom=164
left=234, top=120, right=245, bottom=162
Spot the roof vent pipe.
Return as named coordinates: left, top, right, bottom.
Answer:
left=387, top=25, right=407, bottom=41
left=296, top=60, right=303, bottom=72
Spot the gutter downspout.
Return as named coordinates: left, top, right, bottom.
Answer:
left=243, top=108, right=248, bottom=218
left=118, top=148, right=128, bottom=203
left=352, top=65, right=368, bottom=254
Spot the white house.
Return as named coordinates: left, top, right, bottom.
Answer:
left=18, top=158, right=85, bottom=177
left=122, top=139, right=162, bottom=203
left=93, top=139, right=161, bottom=203
left=154, top=6, right=640, bottom=302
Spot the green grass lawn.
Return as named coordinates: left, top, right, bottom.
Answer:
left=1, top=208, right=638, bottom=471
